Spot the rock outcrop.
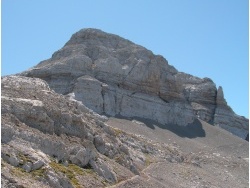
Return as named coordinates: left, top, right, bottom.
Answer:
left=2, top=75, right=180, bottom=187
left=20, top=28, right=248, bottom=139
left=2, top=75, right=248, bottom=188
left=214, top=86, right=248, bottom=139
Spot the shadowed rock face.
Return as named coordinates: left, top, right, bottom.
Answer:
left=20, top=28, right=248, bottom=139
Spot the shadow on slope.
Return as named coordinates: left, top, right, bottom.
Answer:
left=113, top=115, right=206, bottom=138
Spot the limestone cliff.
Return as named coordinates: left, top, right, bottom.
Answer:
left=20, top=28, right=248, bottom=139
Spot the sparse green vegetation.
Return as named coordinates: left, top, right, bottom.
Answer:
left=10, top=166, right=26, bottom=177
left=18, top=153, right=33, bottom=165
left=68, top=163, right=84, bottom=176
left=50, top=161, right=77, bottom=185
left=50, top=161, right=89, bottom=188
left=7, top=157, right=45, bottom=180
left=31, top=167, right=46, bottom=178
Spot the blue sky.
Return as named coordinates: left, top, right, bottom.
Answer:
left=2, top=0, right=249, bottom=118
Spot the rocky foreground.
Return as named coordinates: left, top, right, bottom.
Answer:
left=1, top=29, right=249, bottom=188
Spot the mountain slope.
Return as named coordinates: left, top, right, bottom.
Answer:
left=1, top=75, right=248, bottom=188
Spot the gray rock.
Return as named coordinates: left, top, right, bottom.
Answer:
left=216, top=86, right=227, bottom=106
left=19, top=28, right=248, bottom=139
left=46, top=170, right=73, bottom=188
left=8, top=156, right=19, bottom=167
left=213, top=86, right=248, bottom=139
left=22, top=162, right=32, bottom=172
left=94, top=135, right=106, bottom=154
left=90, top=158, right=117, bottom=183
left=32, top=160, right=44, bottom=170
left=214, top=106, right=248, bottom=139
left=73, top=75, right=104, bottom=114
left=75, top=148, right=92, bottom=167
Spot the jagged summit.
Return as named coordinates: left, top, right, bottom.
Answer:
left=20, top=28, right=248, bottom=139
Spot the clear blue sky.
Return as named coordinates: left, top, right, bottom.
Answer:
left=2, top=0, right=249, bottom=118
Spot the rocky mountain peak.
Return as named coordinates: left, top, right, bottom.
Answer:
left=20, top=28, right=248, bottom=139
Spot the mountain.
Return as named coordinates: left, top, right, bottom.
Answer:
left=2, top=28, right=248, bottom=188
left=20, top=28, right=248, bottom=140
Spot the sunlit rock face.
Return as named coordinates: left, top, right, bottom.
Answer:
left=21, top=28, right=248, bottom=139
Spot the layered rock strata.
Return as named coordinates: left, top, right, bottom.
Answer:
left=20, top=28, right=248, bottom=139
left=2, top=75, right=182, bottom=187
left=2, top=76, right=248, bottom=188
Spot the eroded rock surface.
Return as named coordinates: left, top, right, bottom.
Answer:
left=2, top=76, right=189, bottom=187
left=20, top=28, right=248, bottom=139
left=1, top=75, right=248, bottom=188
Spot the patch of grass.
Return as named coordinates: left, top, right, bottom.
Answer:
left=10, top=166, right=27, bottom=177
left=50, top=161, right=83, bottom=188
left=68, top=163, right=84, bottom=176
left=31, top=167, right=46, bottom=178
left=8, top=159, right=45, bottom=180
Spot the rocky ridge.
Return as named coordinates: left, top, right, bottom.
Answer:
left=20, top=28, right=248, bottom=139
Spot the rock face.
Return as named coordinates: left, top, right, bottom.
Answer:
left=1, top=76, right=248, bottom=188
left=214, top=87, right=248, bottom=139
left=1, top=75, right=173, bottom=187
left=20, top=28, right=248, bottom=139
